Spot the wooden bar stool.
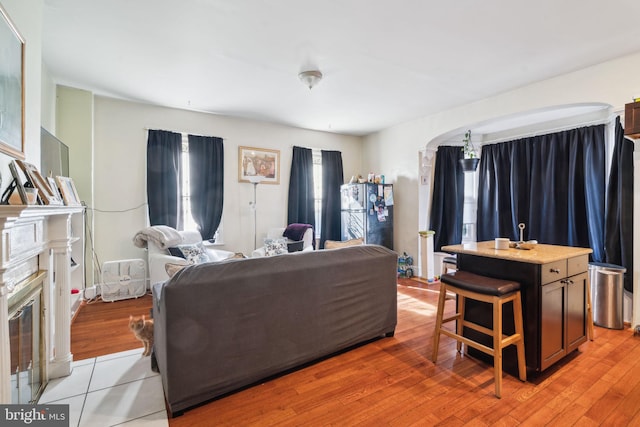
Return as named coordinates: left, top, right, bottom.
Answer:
left=432, top=271, right=526, bottom=398
left=440, top=255, right=458, bottom=301
left=441, top=255, right=457, bottom=274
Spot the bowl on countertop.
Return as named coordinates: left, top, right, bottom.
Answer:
left=515, top=240, right=537, bottom=250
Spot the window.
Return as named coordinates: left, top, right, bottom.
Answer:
left=461, top=170, right=477, bottom=243
left=312, top=149, right=322, bottom=238
left=180, top=135, right=223, bottom=242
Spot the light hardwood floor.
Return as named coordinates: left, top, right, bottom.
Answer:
left=71, top=279, right=640, bottom=426
left=71, top=293, right=153, bottom=360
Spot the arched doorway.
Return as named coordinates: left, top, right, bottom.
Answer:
left=417, top=103, right=614, bottom=280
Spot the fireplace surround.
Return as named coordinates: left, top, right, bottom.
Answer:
left=9, top=271, right=45, bottom=404
left=0, top=205, right=84, bottom=404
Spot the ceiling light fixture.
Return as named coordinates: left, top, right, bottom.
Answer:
left=298, top=70, right=323, bottom=90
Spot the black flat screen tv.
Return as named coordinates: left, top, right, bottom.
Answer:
left=40, top=127, right=69, bottom=178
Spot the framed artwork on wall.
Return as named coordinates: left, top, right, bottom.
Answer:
left=0, top=4, right=25, bottom=159
left=238, top=146, right=280, bottom=184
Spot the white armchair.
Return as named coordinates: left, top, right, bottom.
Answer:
left=148, top=230, right=234, bottom=285
left=251, top=226, right=314, bottom=257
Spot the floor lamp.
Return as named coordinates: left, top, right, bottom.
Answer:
left=248, top=175, right=264, bottom=249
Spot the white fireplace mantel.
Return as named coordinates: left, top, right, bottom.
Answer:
left=0, top=205, right=85, bottom=404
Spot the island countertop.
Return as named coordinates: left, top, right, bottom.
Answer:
left=442, top=241, right=592, bottom=264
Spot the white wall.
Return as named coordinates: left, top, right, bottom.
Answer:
left=364, top=51, right=640, bottom=326
left=86, top=96, right=363, bottom=282
left=56, top=86, right=93, bottom=206
left=41, top=64, right=56, bottom=134
left=55, top=86, right=95, bottom=283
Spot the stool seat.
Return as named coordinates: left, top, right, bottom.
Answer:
left=443, top=256, right=457, bottom=265
left=441, top=271, right=520, bottom=296
left=441, top=255, right=458, bottom=276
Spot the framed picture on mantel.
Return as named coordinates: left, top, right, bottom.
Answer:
left=16, top=160, right=64, bottom=205
left=0, top=4, right=25, bottom=159
left=56, top=176, right=82, bottom=206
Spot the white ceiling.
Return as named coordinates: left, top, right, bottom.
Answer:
left=41, top=0, right=640, bottom=136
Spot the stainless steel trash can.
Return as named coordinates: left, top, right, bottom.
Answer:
left=588, top=262, right=626, bottom=330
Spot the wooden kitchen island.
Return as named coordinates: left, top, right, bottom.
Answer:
left=441, top=241, right=592, bottom=375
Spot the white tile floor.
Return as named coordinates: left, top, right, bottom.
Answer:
left=38, top=348, right=168, bottom=427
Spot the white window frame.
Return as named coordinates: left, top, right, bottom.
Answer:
left=180, top=134, right=224, bottom=243
left=461, top=169, right=478, bottom=243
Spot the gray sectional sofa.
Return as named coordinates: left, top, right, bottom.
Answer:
left=152, top=244, right=398, bottom=416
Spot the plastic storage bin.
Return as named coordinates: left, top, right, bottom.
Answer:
left=588, top=262, right=626, bottom=330
left=101, top=259, right=147, bottom=302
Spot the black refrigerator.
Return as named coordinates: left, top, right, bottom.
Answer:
left=340, top=183, right=394, bottom=249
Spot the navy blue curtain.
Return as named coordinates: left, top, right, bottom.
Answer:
left=287, top=146, right=316, bottom=228
left=188, top=134, right=224, bottom=241
left=429, top=146, right=465, bottom=251
left=475, top=140, right=531, bottom=240
left=147, top=130, right=182, bottom=228
left=605, top=117, right=634, bottom=291
left=320, top=150, right=343, bottom=249
left=477, top=125, right=606, bottom=261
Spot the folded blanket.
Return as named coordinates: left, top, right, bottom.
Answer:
left=283, top=223, right=314, bottom=249
left=133, top=225, right=183, bottom=249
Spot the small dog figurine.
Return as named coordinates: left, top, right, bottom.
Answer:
left=128, top=315, right=154, bottom=356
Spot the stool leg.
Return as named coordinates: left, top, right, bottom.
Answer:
left=513, top=292, right=527, bottom=382
left=432, top=282, right=447, bottom=363
left=493, top=296, right=503, bottom=398
left=456, top=294, right=465, bottom=353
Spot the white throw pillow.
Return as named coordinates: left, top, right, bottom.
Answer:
left=172, top=242, right=211, bottom=264
left=264, top=238, right=288, bottom=256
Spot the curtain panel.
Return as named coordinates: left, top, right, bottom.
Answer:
left=320, top=150, right=344, bottom=249
left=429, top=145, right=465, bottom=252
left=476, top=125, right=606, bottom=261
left=287, top=146, right=316, bottom=228
left=147, top=129, right=182, bottom=229
left=188, top=134, right=224, bottom=240
left=604, top=117, right=634, bottom=291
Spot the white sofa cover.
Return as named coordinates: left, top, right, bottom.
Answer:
left=148, top=230, right=234, bottom=285
left=251, top=227, right=314, bottom=257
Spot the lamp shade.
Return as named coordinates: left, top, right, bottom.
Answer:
left=247, top=175, right=264, bottom=184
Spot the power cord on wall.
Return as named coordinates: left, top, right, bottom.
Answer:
left=88, top=202, right=148, bottom=214
left=82, top=287, right=102, bottom=304
left=83, top=202, right=103, bottom=284
left=82, top=201, right=148, bottom=299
